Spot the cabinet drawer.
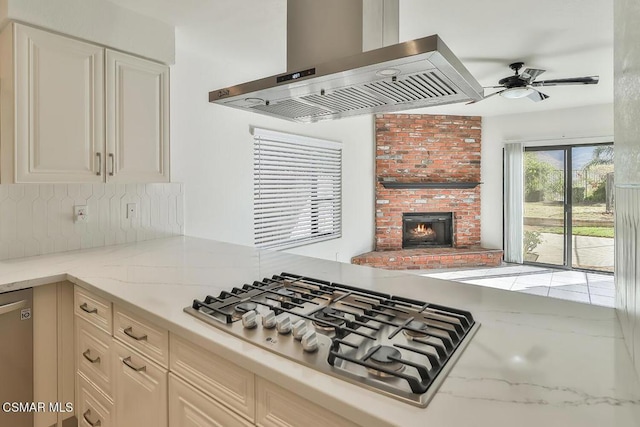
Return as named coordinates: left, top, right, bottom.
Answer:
left=113, top=304, right=169, bottom=368
left=170, top=334, right=255, bottom=421
left=256, top=378, right=358, bottom=427
left=77, top=373, right=114, bottom=427
left=169, top=374, right=252, bottom=427
left=113, top=339, right=167, bottom=427
left=76, top=317, right=113, bottom=398
left=75, top=287, right=112, bottom=334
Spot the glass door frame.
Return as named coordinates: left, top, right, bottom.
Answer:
left=521, top=142, right=614, bottom=274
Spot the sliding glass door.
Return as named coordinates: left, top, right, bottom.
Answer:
left=523, top=148, right=566, bottom=266
left=523, top=144, right=614, bottom=272
left=570, top=145, right=614, bottom=271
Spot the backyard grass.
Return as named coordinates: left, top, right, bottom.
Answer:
left=524, top=201, right=613, bottom=223
left=542, top=226, right=614, bottom=238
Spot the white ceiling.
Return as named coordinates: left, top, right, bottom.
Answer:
left=106, top=0, right=613, bottom=117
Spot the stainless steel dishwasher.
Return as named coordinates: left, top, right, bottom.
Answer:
left=0, top=288, right=33, bottom=427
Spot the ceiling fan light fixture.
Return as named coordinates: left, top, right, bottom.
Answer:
left=501, top=87, right=535, bottom=99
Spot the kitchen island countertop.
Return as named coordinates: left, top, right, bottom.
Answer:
left=1, top=236, right=639, bottom=426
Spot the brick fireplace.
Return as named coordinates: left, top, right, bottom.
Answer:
left=352, top=114, right=502, bottom=270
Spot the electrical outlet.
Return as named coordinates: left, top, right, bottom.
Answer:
left=74, top=205, right=88, bottom=223
left=127, top=203, right=138, bottom=219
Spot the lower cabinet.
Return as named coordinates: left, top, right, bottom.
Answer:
left=255, top=378, right=358, bottom=427
left=73, top=286, right=359, bottom=427
left=76, top=317, right=114, bottom=399
left=112, top=339, right=168, bottom=427
left=169, top=374, right=253, bottom=427
left=77, top=373, right=113, bottom=427
left=34, top=282, right=75, bottom=427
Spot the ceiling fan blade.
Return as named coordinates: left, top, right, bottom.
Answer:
left=466, top=90, right=504, bottom=105
left=483, top=85, right=506, bottom=89
left=521, top=68, right=546, bottom=82
left=527, top=89, right=550, bottom=102
left=531, top=76, right=599, bottom=87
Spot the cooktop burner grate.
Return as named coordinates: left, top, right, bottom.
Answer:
left=185, top=272, right=479, bottom=407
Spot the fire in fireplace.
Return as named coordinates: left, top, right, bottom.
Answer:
left=402, top=212, right=453, bottom=249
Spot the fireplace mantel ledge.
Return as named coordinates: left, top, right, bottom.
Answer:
left=379, top=181, right=481, bottom=189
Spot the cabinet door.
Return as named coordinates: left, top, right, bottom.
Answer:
left=106, top=50, right=169, bottom=183
left=14, top=24, right=104, bottom=183
left=256, top=378, right=359, bottom=427
left=169, top=374, right=252, bottom=427
left=113, top=339, right=168, bottom=427
left=170, top=334, right=255, bottom=420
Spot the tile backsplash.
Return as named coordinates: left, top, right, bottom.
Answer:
left=0, top=183, right=184, bottom=260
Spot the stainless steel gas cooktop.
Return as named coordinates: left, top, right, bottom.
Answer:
left=184, top=272, right=479, bottom=407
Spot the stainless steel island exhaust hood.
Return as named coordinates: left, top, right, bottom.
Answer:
left=208, top=2, right=483, bottom=123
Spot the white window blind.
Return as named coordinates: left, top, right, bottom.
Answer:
left=253, top=128, right=342, bottom=250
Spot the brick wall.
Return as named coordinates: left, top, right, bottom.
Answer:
left=375, top=114, right=482, bottom=250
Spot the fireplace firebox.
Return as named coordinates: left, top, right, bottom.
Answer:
left=402, top=212, right=453, bottom=249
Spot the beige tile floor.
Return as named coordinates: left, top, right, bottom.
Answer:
left=415, top=264, right=615, bottom=307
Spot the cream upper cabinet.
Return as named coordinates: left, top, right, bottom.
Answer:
left=0, top=23, right=170, bottom=184
left=106, top=50, right=170, bottom=183
left=9, top=24, right=105, bottom=183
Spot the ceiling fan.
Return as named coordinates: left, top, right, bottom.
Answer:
left=469, top=62, right=599, bottom=104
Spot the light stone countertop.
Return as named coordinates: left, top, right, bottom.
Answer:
left=1, top=236, right=639, bottom=427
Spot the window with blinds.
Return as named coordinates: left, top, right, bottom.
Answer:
left=253, top=128, right=342, bottom=250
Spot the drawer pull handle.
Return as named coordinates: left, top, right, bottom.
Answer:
left=123, top=326, right=147, bottom=341
left=83, top=409, right=102, bottom=426
left=80, top=303, right=98, bottom=314
left=123, top=356, right=146, bottom=372
left=82, top=349, right=100, bottom=364
left=108, top=153, right=115, bottom=176
left=96, top=153, right=102, bottom=176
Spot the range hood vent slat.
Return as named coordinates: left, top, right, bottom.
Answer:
left=364, top=71, right=458, bottom=104
left=301, top=87, right=387, bottom=113
left=251, top=99, right=332, bottom=120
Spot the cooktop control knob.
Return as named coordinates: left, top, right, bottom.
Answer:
left=292, top=320, right=307, bottom=340
left=262, top=310, right=276, bottom=329
left=301, top=330, right=318, bottom=352
left=241, top=310, right=257, bottom=329
left=276, top=315, right=292, bottom=334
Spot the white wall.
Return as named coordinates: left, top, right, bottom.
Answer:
left=481, top=103, right=613, bottom=249
left=2, top=0, right=174, bottom=64
left=171, top=34, right=375, bottom=263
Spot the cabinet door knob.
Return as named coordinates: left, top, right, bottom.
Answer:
left=122, top=356, right=146, bottom=372
left=123, top=326, right=147, bottom=341
left=96, top=153, right=102, bottom=176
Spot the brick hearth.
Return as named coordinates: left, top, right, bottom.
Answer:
left=352, top=113, right=502, bottom=270
left=352, top=247, right=503, bottom=270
